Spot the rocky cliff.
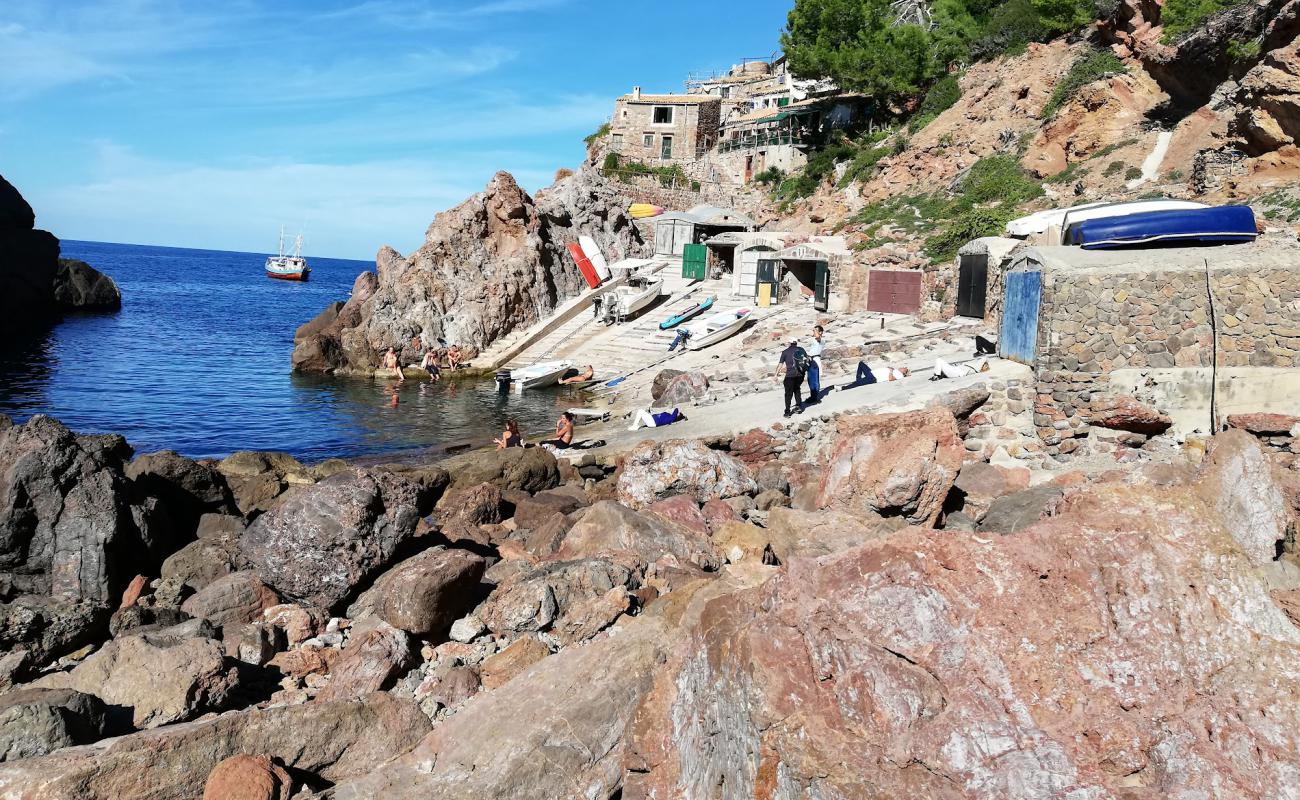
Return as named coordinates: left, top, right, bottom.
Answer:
left=0, top=175, right=122, bottom=332
left=292, top=167, right=643, bottom=374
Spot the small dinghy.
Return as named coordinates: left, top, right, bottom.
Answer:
left=595, top=274, right=663, bottom=324
left=509, top=360, right=572, bottom=392
left=1068, top=205, right=1257, bottom=249
left=687, top=308, right=752, bottom=351
left=1058, top=199, right=1208, bottom=244
left=660, top=295, right=716, bottom=330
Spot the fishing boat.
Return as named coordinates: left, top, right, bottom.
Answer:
left=1059, top=199, right=1207, bottom=244
left=1068, top=205, right=1258, bottom=249
left=659, top=295, right=716, bottom=330
left=265, top=228, right=310, bottom=281
left=687, top=308, right=752, bottom=351
left=594, top=275, right=663, bottom=325
left=508, top=360, right=573, bottom=392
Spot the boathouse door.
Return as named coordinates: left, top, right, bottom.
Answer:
left=756, top=258, right=780, bottom=303
left=956, top=252, right=988, bottom=318
left=814, top=260, right=830, bottom=311
left=681, top=244, right=707, bottom=281
left=999, top=270, right=1041, bottom=364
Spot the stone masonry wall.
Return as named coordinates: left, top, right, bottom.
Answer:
left=1030, top=264, right=1300, bottom=453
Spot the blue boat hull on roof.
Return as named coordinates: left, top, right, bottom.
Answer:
left=1067, top=205, right=1257, bottom=249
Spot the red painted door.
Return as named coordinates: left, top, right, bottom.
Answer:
left=866, top=270, right=922, bottom=314
left=567, top=243, right=602, bottom=289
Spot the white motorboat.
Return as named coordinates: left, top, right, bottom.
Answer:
left=1005, top=202, right=1110, bottom=238
left=1059, top=199, right=1207, bottom=243
left=595, top=275, right=663, bottom=324
left=509, top=360, right=572, bottom=392
left=687, top=308, right=752, bottom=350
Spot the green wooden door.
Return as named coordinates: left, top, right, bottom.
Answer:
left=682, top=244, right=707, bottom=280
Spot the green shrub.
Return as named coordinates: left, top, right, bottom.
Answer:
left=754, top=167, right=785, bottom=185
left=1103, top=161, right=1125, bottom=176
left=837, top=145, right=891, bottom=187
left=1041, top=47, right=1127, bottom=119
left=970, top=0, right=1052, bottom=61
left=584, top=122, right=610, bottom=148
left=1124, top=166, right=1144, bottom=180
left=1226, top=38, right=1261, bottom=62
left=909, top=74, right=962, bottom=133
left=924, top=205, right=1020, bottom=262
left=1029, top=0, right=1098, bottom=35
left=1167, top=169, right=1184, bottom=181
left=690, top=180, right=701, bottom=192
left=1161, top=0, right=1248, bottom=40
left=602, top=152, right=620, bottom=171
left=1044, top=160, right=1084, bottom=184
left=958, top=154, right=1044, bottom=205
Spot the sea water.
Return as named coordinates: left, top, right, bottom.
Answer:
left=0, top=241, right=580, bottom=460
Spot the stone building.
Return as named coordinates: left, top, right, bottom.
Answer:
left=998, top=238, right=1300, bottom=451
left=609, top=88, right=721, bottom=165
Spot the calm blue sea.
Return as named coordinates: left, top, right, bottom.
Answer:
left=0, top=240, right=577, bottom=460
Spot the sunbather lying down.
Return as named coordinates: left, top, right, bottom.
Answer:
left=628, top=407, right=683, bottom=432
left=846, top=363, right=909, bottom=387
left=930, top=357, right=991, bottom=380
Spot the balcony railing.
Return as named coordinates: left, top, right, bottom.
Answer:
left=718, top=131, right=805, bottom=153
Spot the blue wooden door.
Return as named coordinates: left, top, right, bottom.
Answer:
left=999, top=271, right=1041, bottom=364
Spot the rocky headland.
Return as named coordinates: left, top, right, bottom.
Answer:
left=0, top=175, right=121, bottom=333
left=0, top=395, right=1297, bottom=797
left=291, top=167, right=645, bottom=375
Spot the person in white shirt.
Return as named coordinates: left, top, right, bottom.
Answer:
left=805, top=325, right=824, bottom=403
left=930, top=357, right=990, bottom=380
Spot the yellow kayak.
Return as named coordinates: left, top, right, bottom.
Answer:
left=629, top=203, right=665, bottom=219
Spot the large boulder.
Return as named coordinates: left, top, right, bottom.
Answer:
left=0, top=416, right=144, bottom=604
left=180, top=571, right=280, bottom=633
left=202, top=754, right=292, bottom=800
left=1195, top=429, right=1290, bottom=565
left=0, top=174, right=61, bottom=328
left=0, top=693, right=430, bottom=799
left=446, top=447, right=561, bottom=494
left=347, top=547, right=485, bottom=637
left=626, top=470, right=1300, bottom=798
left=0, top=688, right=107, bottom=762
left=1088, top=394, right=1173, bottom=435
left=33, top=632, right=239, bottom=729
left=161, top=526, right=249, bottom=592
left=52, top=259, right=122, bottom=311
left=555, top=500, right=721, bottom=571
left=654, top=372, right=709, bottom=407
left=616, top=439, right=756, bottom=510
left=240, top=469, right=432, bottom=610
left=126, top=450, right=234, bottom=534
left=0, top=596, right=111, bottom=674
left=815, top=408, right=964, bottom=526
left=476, top=556, right=640, bottom=644
left=977, top=484, right=1065, bottom=534
left=313, top=620, right=413, bottom=703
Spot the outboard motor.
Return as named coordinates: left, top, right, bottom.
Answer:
left=495, top=369, right=512, bottom=395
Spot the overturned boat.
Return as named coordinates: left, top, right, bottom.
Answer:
left=1068, top=205, right=1257, bottom=249
left=687, top=308, right=752, bottom=350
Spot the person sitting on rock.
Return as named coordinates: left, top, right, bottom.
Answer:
left=494, top=419, right=523, bottom=449
left=446, top=346, right=463, bottom=369
left=560, top=365, right=595, bottom=385
left=419, top=350, right=442, bottom=382
left=628, top=407, right=683, bottom=432
left=540, top=412, right=575, bottom=449
left=382, top=347, right=404, bottom=383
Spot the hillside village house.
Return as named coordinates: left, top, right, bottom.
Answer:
left=609, top=88, right=721, bottom=164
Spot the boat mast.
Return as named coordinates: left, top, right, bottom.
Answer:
left=278, top=226, right=286, bottom=258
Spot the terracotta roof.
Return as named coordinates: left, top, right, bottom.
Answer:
left=619, top=93, right=721, bottom=104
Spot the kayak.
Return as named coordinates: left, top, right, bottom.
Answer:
left=659, top=295, right=716, bottom=330
left=1068, top=205, right=1257, bottom=249
left=629, top=203, right=665, bottom=219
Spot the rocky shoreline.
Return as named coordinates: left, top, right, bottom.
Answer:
left=1, top=389, right=1297, bottom=796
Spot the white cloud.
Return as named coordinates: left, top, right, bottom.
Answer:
left=30, top=143, right=561, bottom=260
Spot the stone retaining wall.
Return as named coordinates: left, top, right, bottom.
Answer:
left=1030, top=264, right=1300, bottom=452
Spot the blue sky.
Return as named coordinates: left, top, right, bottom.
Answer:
left=1, top=0, right=792, bottom=260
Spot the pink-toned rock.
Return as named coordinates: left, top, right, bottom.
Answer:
left=556, top=501, right=720, bottom=571
left=415, top=665, right=481, bottom=711
left=1089, top=394, right=1172, bottom=434
left=656, top=372, right=709, bottom=406
left=181, top=571, right=280, bottom=632
left=479, top=636, right=550, bottom=690
left=952, top=461, right=1017, bottom=522
left=1195, top=429, right=1290, bottom=565
left=627, top=456, right=1300, bottom=799
left=268, top=645, right=338, bottom=680
left=313, top=621, right=412, bottom=703
left=700, top=498, right=741, bottom=532
left=727, top=429, right=778, bottom=466
left=262, top=604, right=325, bottom=647
left=476, top=556, right=640, bottom=644
left=816, top=408, right=964, bottom=526
left=645, top=495, right=709, bottom=536
left=438, top=482, right=503, bottom=526
left=118, top=575, right=147, bottom=610
left=1227, top=412, right=1300, bottom=436
left=617, top=439, right=756, bottom=510
left=202, top=754, right=291, bottom=800
left=351, top=547, right=485, bottom=637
